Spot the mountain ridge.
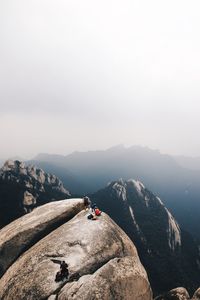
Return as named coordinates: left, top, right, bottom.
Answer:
left=28, top=145, right=200, bottom=238
left=90, top=179, right=200, bottom=295
left=0, top=160, right=70, bottom=228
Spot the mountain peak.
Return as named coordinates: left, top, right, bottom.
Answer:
left=106, top=144, right=125, bottom=151
left=90, top=179, right=200, bottom=294
left=95, top=178, right=182, bottom=252
left=108, top=178, right=146, bottom=200
left=2, top=159, right=25, bottom=172
left=0, top=161, right=71, bottom=228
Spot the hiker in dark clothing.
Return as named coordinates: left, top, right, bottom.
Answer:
left=55, top=260, right=69, bottom=282
left=91, top=203, right=97, bottom=212
left=83, top=196, right=91, bottom=210
left=60, top=261, right=69, bottom=277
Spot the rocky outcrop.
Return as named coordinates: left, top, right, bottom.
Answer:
left=154, top=287, right=200, bottom=300
left=58, top=256, right=152, bottom=300
left=91, top=179, right=182, bottom=255
left=154, top=287, right=190, bottom=299
left=23, top=191, right=36, bottom=211
left=0, top=198, right=85, bottom=277
left=0, top=200, right=153, bottom=300
left=192, top=288, right=200, bottom=299
left=91, top=179, right=200, bottom=295
left=0, top=160, right=70, bottom=227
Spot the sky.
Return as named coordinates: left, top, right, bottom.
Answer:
left=0, top=0, right=200, bottom=159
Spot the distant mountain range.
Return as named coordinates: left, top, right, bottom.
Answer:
left=28, top=145, right=200, bottom=239
left=90, top=179, right=200, bottom=295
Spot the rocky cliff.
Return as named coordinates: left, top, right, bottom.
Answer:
left=0, top=160, right=70, bottom=228
left=0, top=198, right=85, bottom=277
left=91, top=179, right=200, bottom=295
left=0, top=198, right=153, bottom=300
left=154, top=287, right=200, bottom=300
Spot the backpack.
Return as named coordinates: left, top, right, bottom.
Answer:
left=95, top=208, right=101, bottom=216
left=87, top=214, right=94, bottom=220
left=87, top=214, right=97, bottom=220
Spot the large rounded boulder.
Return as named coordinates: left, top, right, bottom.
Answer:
left=0, top=199, right=152, bottom=300
left=58, top=256, right=152, bottom=300
left=0, top=198, right=85, bottom=277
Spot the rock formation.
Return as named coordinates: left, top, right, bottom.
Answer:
left=154, top=286, right=200, bottom=300
left=0, top=198, right=85, bottom=277
left=91, top=179, right=200, bottom=295
left=154, top=287, right=190, bottom=299
left=192, top=288, right=200, bottom=300
left=58, top=256, right=152, bottom=300
left=0, top=160, right=70, bottom=228
left=0, top=198, right=153, bottom=300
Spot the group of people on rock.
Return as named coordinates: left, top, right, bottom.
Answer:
left=83, top=196, right=102, bottom=220
left=55, top=196, right=102, bottom=282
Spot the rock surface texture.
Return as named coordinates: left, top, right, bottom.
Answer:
left=0, top=198, right=153, bottom=300
left=0, top=198, right=85, bottom=277
left=0, top=160, right=70, bottom=228
left=58, top=256, right=152, bottom=300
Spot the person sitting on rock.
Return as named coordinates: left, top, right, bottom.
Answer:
left=55, top=260, right=69, bottom=282
left=60, top=260, right=69, bottom=278
left=91, top=203, right=97, bottom=212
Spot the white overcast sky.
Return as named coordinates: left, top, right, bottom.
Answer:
left=0, top=0, right=200, bottom=158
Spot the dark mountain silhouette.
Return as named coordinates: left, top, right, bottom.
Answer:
left=90, top=179, right=200, bottom=295
left=30, top=145, right=200, bottom=238
left=0, top=160, right=70, bottom=228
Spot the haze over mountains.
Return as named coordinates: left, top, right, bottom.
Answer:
left=174, top=156, right=200, bottom=171
left=28, top=145, right=200, bottom=239
left=1, top=0, right=200, bottom=298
